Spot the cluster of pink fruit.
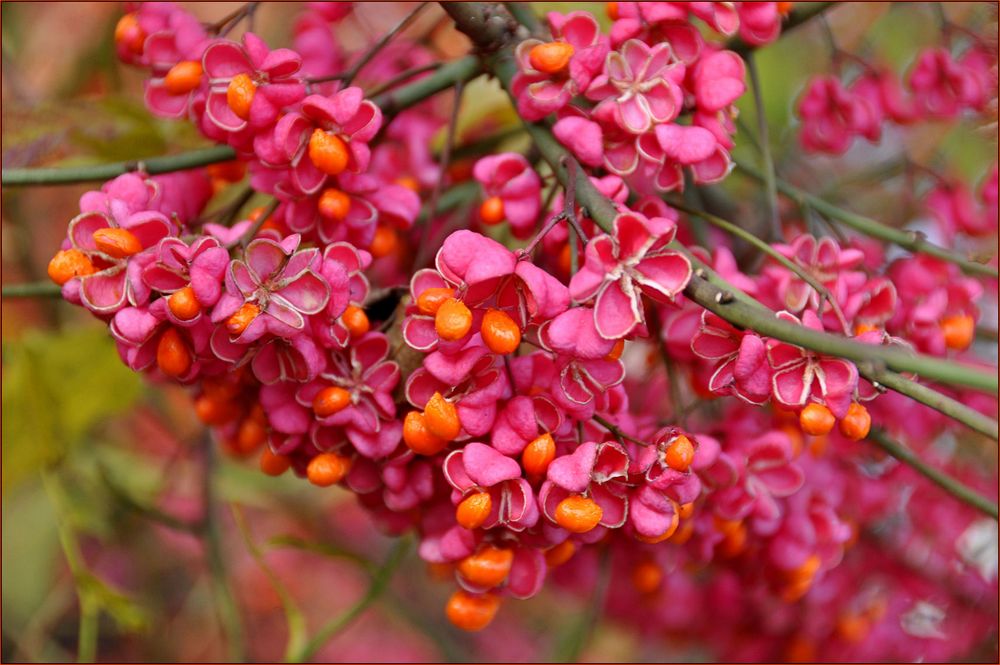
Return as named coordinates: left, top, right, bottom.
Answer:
left=43, top=1, right=996, bottom=656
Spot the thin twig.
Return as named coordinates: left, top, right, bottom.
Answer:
left=309, top=3, right=430, bottom=87
left=746, top=52, right=782, bottom=241
left=2, top=282, right=62, bottom=298
left=239, top=197, right=281, bottom=249
left=736, top=160, right=999, bottom=278
left=592, top=414, right=647, bottom=447
left=869, top=429, right=998, bottom=519
left=669, top=198, right=853, bottom=336
left=365, top=62, right=442, bottom=98
left=424, top=79, right=465, bottom=239
left=648, top=306, right=687, bottom=429
left=286, top=537, right=411, bottom=663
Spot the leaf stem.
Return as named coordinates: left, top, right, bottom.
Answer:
left=286, top=537, right=410, bottom=663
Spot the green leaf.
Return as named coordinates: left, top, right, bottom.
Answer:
left=2, top=326, right=143, bottom=491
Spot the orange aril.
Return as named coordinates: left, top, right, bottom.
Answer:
left=522, top=432, right=556, bottom=476
left=168, top=286, right=201, bottom=321
left=236, top=417, right=267, bottom=454
left=630, top=560, right=663, bottom=594
left=799, top=403, right=835, bottom=436
left=416, top=287, right=455, bottom=316
left=403, top=411, right=448, bottom=455
left=457, top=544, right=514, bottom=588
left=318, top=188, right=351, bottom=221
left=306, top=452, right=352, bottom=487
left=164, top=60, right=203, bottom=95
left=544, top=540, right=576, bottom=567
left=481, top=309, right=521, bottom=354
left=226, top=73, right=256, bottom=120
left=226, top=302, right=260, bottom=336
left=664, top=434, right=695, bottom=472
left=554, top=495, right=603, bottom=533
left=940, top=313, right=974, bottom=350
left=479, top=196, right=504, bottom=225
left=308, top=129, right=350, bottom=176
left=156, top=328, right=191, bottom=378
left=47, top=249, right=95, bottom=285
left=445, top=590, right=500, bottom=632
left=115, top=13, right=145, bottom=54
left=313, top=386, right=352, bottom=418
left=456, top=491, right=492, bottom=529
left=424, top=392, right=461, bottom=441
left=605, top=339, right=625, bottom=361
left=838, top=402, right=871, bottom=440
left=369, top=226, right=398, bottom=259
left=435, top=298, right=473, bottom=341
left=259, top=449, right=291, bottom=476
left=528, top=41, right=575, bottom=74
left=194, top=394, right=239, bottom=425
left=93, top=227, right=143, bottom=258
left=341, top=305, right=370, bottom=337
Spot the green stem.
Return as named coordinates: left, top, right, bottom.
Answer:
left=287, top=537, right=410, bottom=663
left=3, top=57, right=482, bottom=187
left=2, top=146, right=237, bottom=187
left=684, top=272, right=997, bottom=393
left=2, top=282, right=62, bottom=298
left=866, top=370, right=998, bottom=441
left=736, top=160, right=999, bottom=278
left=869, top=430, right=998, bottom=519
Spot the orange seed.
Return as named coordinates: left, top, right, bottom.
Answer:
left=306, top=452, right=352, bottom=487
left=403, top=411, right=448, bottom=455
left=481, top=309, right=521, bottom=355
left=259, top=449, right=291, bottom=476
left=164, top=60, right=203, bottom=95
left=664, top=434, right=695, bottom=472
left=341, top=305, right=370, bottom=337
left=528, top=41, right=575, bottom=74
left=479, top=196, right=505, bottom=225
left=456, top=491, right=493, bottom=530
left=156, top=328, right=191, bottom=378
left=554, top=495, right=603, bottom=533
left=435, top=298, right=473, bottom=341
left=93, top=227, right=143, bottom=258
left=313, top=386, right=352, bottom=418
left=457, top=545, right=514, bottom=589
left=318, top=188, right=351, bottom=221
left=630, top=560, right=663, bottom=594
left=522, top=432, right=556, bottom=476
left=226, top=73, right=256, bottom=121
left=940, top=313, right=974, bottom=351
left=445, top=590, right=500, bottom=632
left=308, top=129, right=350, bottom=176
left=168, top=286, right=201, bottom=321
left=416, top=287, right=455, bottom=316
left=424, top=391, right=461, bottom=441
left=226, top=302, right=261, bottom=336
left=838, top=402, right=871, bottom=441
left=47, top=249, right=95, bottom=285
left=799, top=403, right=835, bottom=436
